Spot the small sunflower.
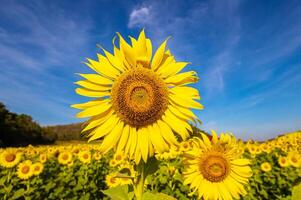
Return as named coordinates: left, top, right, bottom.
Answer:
left=109, top=159, right=118, bottom=167
left=278, top=156, right=289, bottom=167
left=118, top=163, right=136, bottom=185
left=72, top=30, right=202, bottom=163
left=183, top=131, right=252, bottom=200
left=39, top=153, right=47, bottom=163
left=93, top=152, right=102, bottom=161
left=32, top=162, right=44, bottom=176
left=114, top=152, right=126, bottom=164
left=106, top=173, right=121, bottom=188
left=261, top=162, right=272, bottom=172
left=78, top=150, right=91, bottom=164
left=0, top=149, right=22, bottom=168
left=58, top=151, right=73, bottom=165
left=17, top=160, right=33, bottom=180
left=288, top=152, right=301, bottom=167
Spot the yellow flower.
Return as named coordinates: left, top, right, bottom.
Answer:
left=58, top=151, right=73, bottom=165
left=278, top=156, right=289, bottom=167
left=17, top=160, right=33, bottom=180
left=180, top=141, right=191, bottom=152
left=106, top=173, right=121, bottom=188
left=0, top=150, right=22, bottom=168
left=288, top=152, right=301, bottom=167
left=247, top=145, right=257, bottom=155
left=72, top=30, right=202, bottom=163
left=32, top=162, right=44, bottom=176
left=114, top=152, right=126, bottom=164
left=260, top=143, right=271, bottom=153
left=39, top=153, right=47, bottom=163
left=93, top=152, right=102, bottom=161
left=78, top=150, right=91, bottom=164
left=109, top=159, right=118, bottom=167
left=118, top=163, right=136, bottom=185
left=183, top=131, right=252, bottom=200
left=261, top=162, right=272, bottom=172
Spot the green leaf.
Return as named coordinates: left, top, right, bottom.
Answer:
left=142, top=192, right=176, bottom=200
left=102, top=185, right=131, bottom=200
left=144, top=157, right=160, bottom=176
left=11, top=188, right=25, bottom=200
left=0, top=176, right=6, bottom=186
left=292, top=182, right=301, bottom=200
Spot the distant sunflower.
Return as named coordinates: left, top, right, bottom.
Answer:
left=183, top=131, right=252, bottom=200
left=17, top=160, right=33, bottom=180
left=261, top=162, right=272, bottom=172
left=72, top=30, right=202, bottom=163
left=288, top=152, right=300, bottom=167
left=32, top=162, right=44, bottom=176
left=106, top=173, right=121, bottom=188
left=0, top=149, right=22, bottom=168
left=58, top=151, right=73, bottom=165
left=278, top=156, right=289, bottom=167
left=39, top=153, right=47, bottom=163
left=93, top=152, right=102, bottom=161
left=78, top=150, right=91, bottom=164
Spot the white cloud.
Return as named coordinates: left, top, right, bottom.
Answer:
left=128, top=6, right=151, bottom=28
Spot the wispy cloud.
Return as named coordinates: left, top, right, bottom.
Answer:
left=128, top=6, right=151, bottom=28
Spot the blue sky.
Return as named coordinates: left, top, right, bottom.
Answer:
left=0, top=0, right=300, bottom=140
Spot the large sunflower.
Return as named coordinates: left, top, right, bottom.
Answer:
left=72, top=30, right=202, bottom=163
left=0, top=149, right=22, bottom=168
left=183, top=131, right=252, bottom=200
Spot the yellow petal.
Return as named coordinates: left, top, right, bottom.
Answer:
left=129, top=127, right=138, bottom=157
left=152, top=123, right=169, bottom=152
left=138, top=127, right=149, bottom=162
left=164, top=71, right=199, bottom=86
left=99, top=121, right=124, bottom=153
left=151, top=38, right=169, bottom=71
left=162, top=110, right=190, bottom=140
left=146, top=38, right=152, bottom=62
left=71, top=99, right=106, bottom=110
left=75, top=88, right=110, bottom=98
left=86, top=58, right=118, bottom=79
left=82, top=109, right=113, bottom=132
left=117, top=32, right=136, bottom=67
left=87, top=115, right=119, bottom=141
left=76, top=100, right=111, bottom=118
left=98, top=45, right=124, bottom=72
left=170, top=86, right=200, bottom=100
left=96, top=53, right=121, bottom=75
left=74, top=80, right=110, bottom=91
left=76, top=73, right=113, bottom=85
left=169, top=93, right=203, bottom=110
left=116, top=124, right=130, bottom=154
left=159, top=62, right=189, bottom=78
left=168, top=106, right=190, bottom=121
left=157, top=120, right=179, bottom=146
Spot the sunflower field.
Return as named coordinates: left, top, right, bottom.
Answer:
left=0, top=131, right=300, bottom=200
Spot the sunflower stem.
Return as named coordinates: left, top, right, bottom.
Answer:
left=134, top=161, right=146, bottom=200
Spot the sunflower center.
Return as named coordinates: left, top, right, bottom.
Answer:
left=5, top=154, right=16, bottom=162
left=62, top=154, right=69, bottom=160
left=35, top=166, right=40, bottom=171
left=111, top=67, right=168, bottom=127
left=22, top=166, right=30, bottom=174
left=200, top=154, right=229, bottom=182
left=292, top=157, right=297, bottom=163
left=83, top=154, right=89, bottom=159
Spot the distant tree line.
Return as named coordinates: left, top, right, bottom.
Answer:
left=0, top=102, right=55, bottom=147
left=45, top=123, right=85, bottom=141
